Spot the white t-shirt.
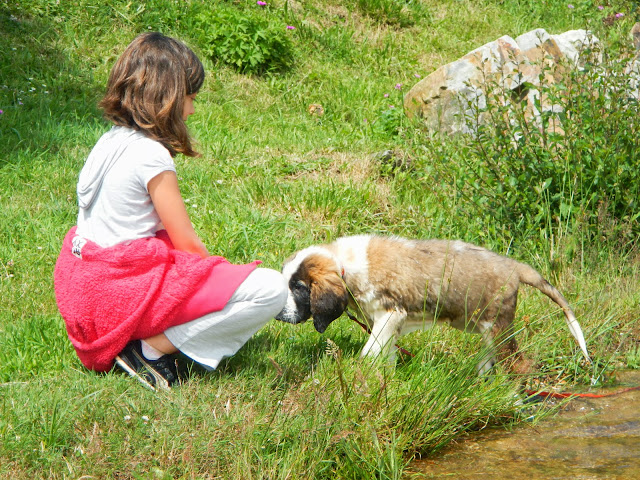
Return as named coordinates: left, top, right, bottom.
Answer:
left=75, top=126, right=176, bottom=247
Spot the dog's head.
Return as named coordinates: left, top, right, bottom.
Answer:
left=275, top=247, right=349, bottom=333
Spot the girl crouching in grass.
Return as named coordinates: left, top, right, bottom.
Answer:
left=54, top=32, right=287, bottom=391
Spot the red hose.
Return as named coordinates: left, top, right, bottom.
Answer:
left=524, top=385, right=640, bottom=399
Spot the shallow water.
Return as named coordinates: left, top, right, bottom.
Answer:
left=410, top=370, right=640, bottom=480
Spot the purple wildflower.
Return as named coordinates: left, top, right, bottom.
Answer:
left=286, top=25, right=295, bottom=30
left=597, top=5, right=604, bottom=10
left=567, top=4, right=574, bottom=9
left=615, top=12, right=624, bottom=18
left=394, top=83, right=402, bottom=89
left=257, top=1, right=266, bottom=5
left=384, top=93, right=389, bottom=98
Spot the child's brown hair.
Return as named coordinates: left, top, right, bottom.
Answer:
left=99, top=32, right=205, bottom=157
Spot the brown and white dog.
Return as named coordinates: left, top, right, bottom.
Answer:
left=275, top=235, right=591, bottom=373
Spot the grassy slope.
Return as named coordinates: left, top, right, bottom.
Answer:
left=1, top=0, right=639, bottom=478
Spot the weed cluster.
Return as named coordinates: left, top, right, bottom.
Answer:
left=135, top=0, right=296, bottom=74
left=417, top=33, right=640, bottom=257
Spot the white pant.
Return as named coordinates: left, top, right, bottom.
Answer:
left=165, top=268, right=288, bottom=370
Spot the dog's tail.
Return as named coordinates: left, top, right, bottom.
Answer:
left=518, top=263, right=591, bottom=363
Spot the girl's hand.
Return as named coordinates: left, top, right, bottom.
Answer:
left=148, top=171, right=209, bottom=258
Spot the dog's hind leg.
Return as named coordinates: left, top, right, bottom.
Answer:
left=361, top=308, right=405, bottom=361
left=477, top=320, right=532, bottom=375
left=477, top=322, right=499, bottom=374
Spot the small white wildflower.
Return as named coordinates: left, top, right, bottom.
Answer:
left=124, top=415, right=131, bottom=421
left=142, top=415, right=149, bottom=422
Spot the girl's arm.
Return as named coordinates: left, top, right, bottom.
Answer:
left=148, top=170, right=209, bottom=258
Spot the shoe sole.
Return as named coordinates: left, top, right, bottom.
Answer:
left=114, top=353, right=171, bottom=392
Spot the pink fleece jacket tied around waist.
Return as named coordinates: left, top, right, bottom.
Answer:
left=54, top=227, right=259, bottom=372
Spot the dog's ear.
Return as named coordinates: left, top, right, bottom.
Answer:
left=310, top=274, right=349, bottom=333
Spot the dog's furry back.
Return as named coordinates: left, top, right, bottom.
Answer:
left=334, top=235, right=589, bottom=360
left=339, top=236, right=527, bottom=322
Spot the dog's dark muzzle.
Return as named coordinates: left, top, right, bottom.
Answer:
left=274, top=306, right=310, bottom=325
left=313, top=318, right=328, bottom=334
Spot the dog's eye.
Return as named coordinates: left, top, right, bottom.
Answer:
left=293, top=280, right=309, bottom=291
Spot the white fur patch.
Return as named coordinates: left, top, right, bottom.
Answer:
left=333, top=235, right=371, bottom=278
left=282, top=245, right=340, bottom=281
left=277, top=294, right=301, bottom=324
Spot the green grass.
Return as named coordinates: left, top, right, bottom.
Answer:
left=2, top=0, right=640, bottom=477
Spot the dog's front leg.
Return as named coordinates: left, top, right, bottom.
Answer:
left=361, top=309, right=405, bottom=361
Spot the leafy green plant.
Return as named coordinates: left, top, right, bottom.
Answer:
left=375, top=84, right=408, bottom=137
left=377, top=103, right=405, bottom=136
left=132, top=1, right=296, bottom=74
left=422, top=38, right=640, bottom=252
left=190, top=6, right=295, bottom=74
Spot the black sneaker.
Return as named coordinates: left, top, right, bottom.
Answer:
left=114, top=340, right=179, bottom=391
